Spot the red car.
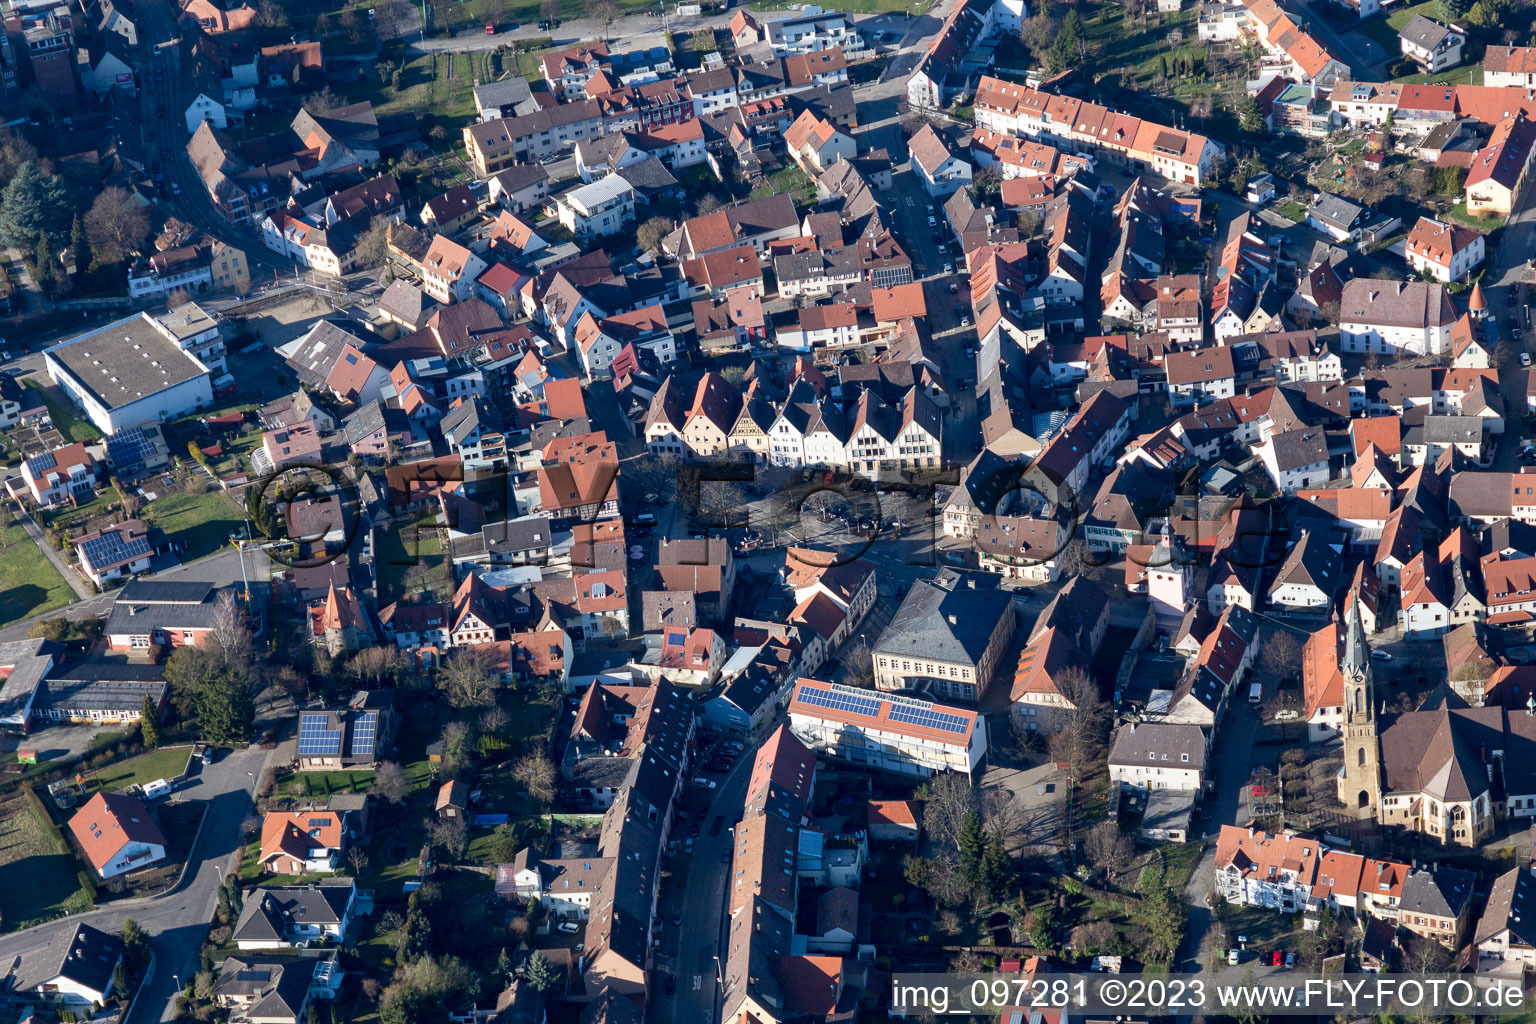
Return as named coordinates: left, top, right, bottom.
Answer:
left=486, top=21, right=495, bottom=32
left=1271, top=951, right=1283, bottom=967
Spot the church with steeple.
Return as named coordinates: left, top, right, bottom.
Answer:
left=1335, top=602, right=1382, bottom=815
left=1337, top=590, right=1536, bottom=845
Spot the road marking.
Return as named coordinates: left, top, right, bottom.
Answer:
left=693, top=975, right=702, bottom=990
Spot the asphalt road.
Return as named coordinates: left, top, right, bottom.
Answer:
left=136, top=0, right=294, bottom=280
left=0, top=740, right=275, bottom=1024
left=657, top=739, right=757, bottom=1024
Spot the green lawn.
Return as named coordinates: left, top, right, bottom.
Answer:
left=139, top=489, right=239, bottom=561
left=377, top=518, right=449, bottom=606
left=0, top=795, right=91, bottom=932
left=1446, top=201, right=1506, bottom=233
left=1351, top=1, right=1432, bottom=53
left=342, top=51, right=479, bottom=123
left=750, top=165, right=816, bottom=203
left=1277, top=200, right=1307, bottom=223
left=1080, top=6, right=1197, bottom=85
left=21, top=379, right=101, bottom=442
left=280, top=770, right=376, bottom=799
left=40, top=483, right=123, bottom=532
left=0, top=522, right=74, bottom=627
left=1395, top=65, right=1482, bottom=85
left=83, top=746, right=193, bottom=793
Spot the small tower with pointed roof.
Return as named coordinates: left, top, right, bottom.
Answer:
left=1337, top=599, right=1382, bottom=815
left=1469, top=281, right=1488, bottom=319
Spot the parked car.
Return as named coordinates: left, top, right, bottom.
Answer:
left=1284, top=952, right=1295, bottom=969
left=1522, top=352, right=1532, bottom=368
left=1271, top=951, right=1283, bottom=967
left=1228, top=949, right=1241, bottom=965
left=557, top=921, right=580, bottom=934
left=1370, top=650, right=1393, bottom=662
left=694, top=777, right=717, bottom=789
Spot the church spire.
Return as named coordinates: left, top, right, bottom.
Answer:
left=1342, top=595, right=1368, bottom=682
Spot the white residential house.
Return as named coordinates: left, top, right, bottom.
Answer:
left=556, top=174, right=636, bottom=242
left=1405, top=217, right=1485, bottom=283
left=910, top=123, right=973, bottom=196
left=1257, top=427, right=1330, bottom=493
left=1399, top=15, right=1464, bottom=73
left=1339, top=279, right=1457, bottom=357
left=185, top=92, right=227, bottom=132
left=1107, top=722, right=1207, bottom=792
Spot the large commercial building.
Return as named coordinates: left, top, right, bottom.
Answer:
left=787, top=678, right=986, bottom=776
left=45, top=313, right=215, bottom=434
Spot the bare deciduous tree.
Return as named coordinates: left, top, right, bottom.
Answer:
left=84, top=187, right=150, bottom=263
left=373, top=760, right=409, bottom=804
left=211, top=590, right=253, bottom=671
left=584, top=0, right=619, bottom=38
left=1260, top=629, right=1304, bottom=683
left=1083, top=819, right=1135, bottom=884
left=438, top=646, right=497, bottom=708
left=921, top=772, right=977, bottom=852
left=1046, top=666, right=1108, bottom=785
left=515, top=752, right=556, bottom=803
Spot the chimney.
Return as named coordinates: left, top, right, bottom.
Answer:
left=947, top=613, right=959, bottom=625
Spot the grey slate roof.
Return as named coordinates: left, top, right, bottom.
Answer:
left=233, top=882, right=354, bottom=944
left=1399, top=13, right=1456, bottom=50
left=1308, top=192, right=1365, bottom=232
left=1399, top=864, right=1475, bottom=920
left=1477, top=864, right=1536, bottom=947
left=873, top=568, right=1013, bottom=669
left=104, top=581, right=226, bottom=637
left=10, top=923, right=122, bottom=998
left=214, top=953, right=330, bottom=1021
left=1107, top=722, right=1207, bottom=772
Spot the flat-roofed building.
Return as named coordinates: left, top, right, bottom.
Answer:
left=45, top=313, right=214, bottom=434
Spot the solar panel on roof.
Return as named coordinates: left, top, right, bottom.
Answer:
left=106, top=425, right=159, bottom=469
left=887, top=704, right=970, bottom=734
left=350, top=710, right=378, bottom=757
left=796, top=686, right=882, bottom=718
left=298, top=711, right=344, bottom=756
left=79, top=531, right=153, bottom=570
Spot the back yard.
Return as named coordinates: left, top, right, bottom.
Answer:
left=0, top=521, right=75, bottom=627
left=0, top=793, right=91, bottom=931
left=83, top=746, right=194, bottom=793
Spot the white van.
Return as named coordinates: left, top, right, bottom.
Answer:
left=1248, top=682, right=1263, bottom=704
left=141, top=778, right=173, bottom=800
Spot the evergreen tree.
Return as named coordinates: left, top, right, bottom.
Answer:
left=112, top=961, right=128, bottom=997
left=32, top=230, right=53, bottom=289
left=71, top=213, right=91, bottom=271
left=1239, top=95, right=1264, bottom=135
left=496, top=947, right=513, bottom=983
left=523, top=951, right=558, bottom=993
left=396, top=892, right=433, bottom=964
left=982, top=829, right=1012, bottom=897
left=193, top=667, right=255, bottom=746
left=0, top=161, right=67, bottom=247
left=140, top=695, right=161, bottom=748
left=956, top=811, right=986, bottom=889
